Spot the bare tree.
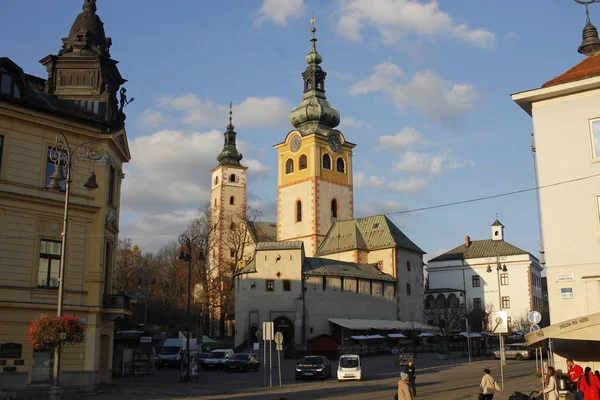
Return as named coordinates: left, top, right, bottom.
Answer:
left=115, top=238, right=143, bottom=293
left=422, top=304, right=466, bottom=338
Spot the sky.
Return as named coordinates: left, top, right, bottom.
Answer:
left=0, top=0, right=593, bottom=262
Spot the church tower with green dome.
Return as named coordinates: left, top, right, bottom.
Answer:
left=275, top=27, right=356, bottom=256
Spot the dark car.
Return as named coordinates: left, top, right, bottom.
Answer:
left=295, top=355, right=332, bottom=380
left=223, top=353, right=260, bottom=372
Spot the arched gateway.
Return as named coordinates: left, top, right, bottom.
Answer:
left=273, top=316, right=294, bottom=345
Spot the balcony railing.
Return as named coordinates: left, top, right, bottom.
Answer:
left=102, top=293, right=131, bottom=310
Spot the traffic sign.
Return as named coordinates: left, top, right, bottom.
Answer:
left=276, top=344, right=283, bottom=351
left=530, top=323, right=540, bottom=332
left=528, top=311, right=542, bottom=324
left=490, top=311, right=508, bottom=334
left=274, top=332, right=283, bottom=345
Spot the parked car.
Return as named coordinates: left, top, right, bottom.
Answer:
left=492, top=344, right=534, bottom=360
left=337, top=354, right=362, bottom=381
left=156, top=338, right=197, bottom=369
left=202, top=349, right=234, bottom=370
left=295, top=355, right=331, bottom=380
left=223, top=353, right=260, bottom=372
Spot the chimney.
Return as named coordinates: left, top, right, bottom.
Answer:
left=465, top=235, right=471, bottom=247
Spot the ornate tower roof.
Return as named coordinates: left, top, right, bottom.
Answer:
left=59, top=0, right=112, bottom=57
left=578, top=2, right=600, bottom=57
left=217, top=104, right=243, bottom=167
left=289, top=27, right=340, bottom=136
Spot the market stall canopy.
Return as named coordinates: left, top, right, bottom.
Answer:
left=525, top=312, right=600, bottom=346
left=330, top=318, right=435, bottom=331
left=201, top=335, right=218, bottom=344
left=388, top=333, right=407, bottom=338
left=418, top=333, right=438, bottom=337
left=459, top=332, right=483, bottom=338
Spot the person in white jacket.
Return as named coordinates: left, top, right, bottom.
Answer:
left=480, top=369, right=502, bottom=400
left=542, top=367, right=559, bottom=400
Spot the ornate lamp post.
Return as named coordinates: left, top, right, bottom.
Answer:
left=47, top=132, right=103, bottom=400
left=177, top=234, right=206, bottom=382
left=487, top=255, right=508, bottom=378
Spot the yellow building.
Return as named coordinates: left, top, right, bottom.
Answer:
left=0, top=0, right=131, bottom=397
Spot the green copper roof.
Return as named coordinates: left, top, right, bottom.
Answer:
left=246, top=221, right=277, bottom=243
left=256, top=241, right=304, bottom=251
left=288, top=28, right=340, bottom=136
left=303, top=258, right=395, bottom=282
left=315, top=215, right=424, bottom=256
left=491, top=218, right=504, bottom=227
left=428, top=239, right=531, bottom=262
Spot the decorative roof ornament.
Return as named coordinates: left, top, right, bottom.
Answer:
left=575, top=0, right=600, bottom=56
left=59, top=0, right=112, bottom=57
left=288, top=20, right=341, bottom=136
left=217, top=102, right=244, bottom=166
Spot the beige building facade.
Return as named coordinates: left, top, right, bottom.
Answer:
left=512, top=14, right=600, bottom=370
left=0, top=1, right=131, bottom=397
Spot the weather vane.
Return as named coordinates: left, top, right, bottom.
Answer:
left=229, top=101, right=233, bottom=125
left=574, top=0, right=599, bottom=17
left=309, top=11, right=316, bottom=36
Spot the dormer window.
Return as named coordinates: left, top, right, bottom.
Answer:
left=0, top=71, right=21, bottom=99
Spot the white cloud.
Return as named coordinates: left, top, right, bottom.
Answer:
left=339, top=117, right=371, bottom=129
left=354, top=172, right=430, bottom=193
left=394, top=150, right=473, bottom=175
left=120, top=129, right=271, bottom=251
left=335, top=0, right=497, bottom=49
left=350, top=63, right=479, bottom=122
left=137, top=108, right=167, bottom=128
left=378, top=127, right=425, bottom=150
left=157, top=95, right=292, bottom=129
left=256, top=0, right=304, bottom=26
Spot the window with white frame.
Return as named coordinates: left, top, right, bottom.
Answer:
left=590, top=119, right=600, bottom=158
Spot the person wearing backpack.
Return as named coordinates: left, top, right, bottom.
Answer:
left=542, top=366, right=559, bottom=400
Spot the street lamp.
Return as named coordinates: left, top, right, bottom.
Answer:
left=177, top=234, right=206, bottom=382
left=47, top=132, right=103, bottom=400
left=137, top=276, right=157, bottom=329
left=487, top=256, right=508, bottom=390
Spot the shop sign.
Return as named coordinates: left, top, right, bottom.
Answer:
left=556, top=272, right=575, bottom=282
left=560, top=287, right=573, bottom=299
left=140, top=336, right=152, bottom=344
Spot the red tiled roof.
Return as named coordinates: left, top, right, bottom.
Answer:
left=542, top=53, right=600, bottom=88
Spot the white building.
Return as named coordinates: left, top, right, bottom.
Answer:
left=225, top=28, right=427, bottom=348
left=511, top=7, right=600, bottom=369
left=427, top=220, right=543, bottom=329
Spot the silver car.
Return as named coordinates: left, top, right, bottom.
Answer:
left=492, top=344, right=534, bottom=360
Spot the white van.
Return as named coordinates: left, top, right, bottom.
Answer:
left=337, top=354, right=362, bottom=381
left=157, top=338, right=197, bottom=369
left=202, top=349, right=234, bottom=370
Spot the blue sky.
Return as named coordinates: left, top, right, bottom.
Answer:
left=0, top=0, right=593, bottom=261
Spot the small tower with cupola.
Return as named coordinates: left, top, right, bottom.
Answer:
left=275, top=26, right=356, bottom=256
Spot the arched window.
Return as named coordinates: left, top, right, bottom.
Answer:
left=331, top=199, right=338, bottom=221
left=285, top=158, right=294, bottom=174
left=229, top=174, right=236, bottom=182
left=425, top=295, right=435, bottom=310
left=448, top=293, right=459, bottom=308
left=322, top=154, right=331, bottom=170
left=436, top=294, right=446, bottom=309
left=336, top=157, right=345, bottom=173
left=230, top=196, right=235, bottom=205
left=299, top=154, right=307, bottom=170
left=214, top=176, right=219, bottom=185
left=296, top=200, right=302, bottom=222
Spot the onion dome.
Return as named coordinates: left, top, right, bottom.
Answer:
left=217, top=105, right=243, bottom=166
left=578, top=3, right=600, bottom=57
left=289, top=27, right=340, bottom=136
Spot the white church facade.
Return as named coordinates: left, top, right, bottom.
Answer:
left=208, top=28, right=427, bottom=347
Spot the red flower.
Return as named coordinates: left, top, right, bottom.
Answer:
left=28, top=314, right=86, bottom=352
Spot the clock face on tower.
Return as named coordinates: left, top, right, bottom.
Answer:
left=328, top=132, right=341, bottom=153
left=290, top=135, right=302, bottom=152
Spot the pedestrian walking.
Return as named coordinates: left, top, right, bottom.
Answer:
left=567, top=359, right=584, bottom=400
left=479, top=368, right=501, bottom=400
left=542, top=366, right=559, bottom=400
left=396, top=371, right=414, bottom=400
left=405, top=360, right=417, bottom=397
left=580, top=367, right=600, bottom=400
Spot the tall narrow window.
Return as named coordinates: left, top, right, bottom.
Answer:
left=299, top=154, right=307, bottom=170
left=336, top=157, right=345, bottom=173
left=322, top=154, right=331, bottom=169
left=500, top=273, right=509, bottom=286
left=214, top=198, right=217, bottom=207
left=38, top=240, right=61, bottom=288
left=296, top=200, right=302, bottom=222
left=406, top=283, right=411, bottom=296
left=229, top=196, right=235, bottom=205
left=104, top=241, right=112, bottom=294
left=108, top=165, right=116, bottom=205
left=214, top=176, right=219, bottom=185
left=285, top=158, right=294, bottom=174
left=407, top=261, right=411, bottom=271
left=229, top=173, right=236, bottom=182
left=45, top=147, right=65, bottom=191
left=331, top=199, right=338, bottom=221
